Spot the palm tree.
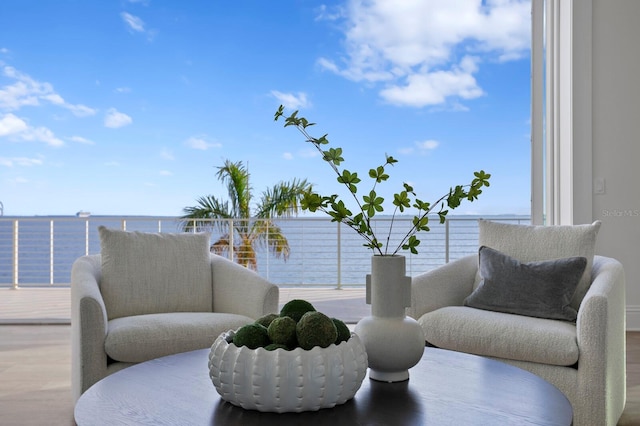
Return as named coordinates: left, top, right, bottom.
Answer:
left=182, top=159, right=311, bottom=270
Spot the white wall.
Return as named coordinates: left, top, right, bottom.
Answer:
left=588, top=0, right=640, bottom=329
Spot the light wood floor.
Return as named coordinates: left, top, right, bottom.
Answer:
left=0, top=326, right=638, bottom=425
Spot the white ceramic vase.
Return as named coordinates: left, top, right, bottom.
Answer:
left=354, top=255, right=425, bottom=382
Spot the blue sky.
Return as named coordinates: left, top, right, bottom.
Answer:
left=0, top=0, right=531, bottom=217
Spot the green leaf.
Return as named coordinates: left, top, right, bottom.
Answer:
left=402, top=235, right=421, bottom=255
left=336, top=170, right=360, bottom=193
left=362, top=190, right=384, bottom=217
left=316, top=134, right=330, bottom=145
left=329, top=200, right=352, bottom=219
left=368, top=166, right=389, bottom=183
left=322, top=147, right=344, bottom=165
left=393, top=191, right=411, bottom=212
left=412, top=215, right=429, bottom=231
left=413, top=199, right=430, bottom=211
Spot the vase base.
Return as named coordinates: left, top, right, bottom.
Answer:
left=369, top=369, right=410, bottom=383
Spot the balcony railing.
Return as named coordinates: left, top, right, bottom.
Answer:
left=0, top=215, right=530, bottom=289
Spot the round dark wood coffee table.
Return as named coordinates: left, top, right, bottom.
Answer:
left=75, top=347, right=572, bottom=425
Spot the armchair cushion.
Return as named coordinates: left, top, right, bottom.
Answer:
left=477, top=220, right=601, bottom=310
left=99, top=226, right=213, bottom=320
left=464, top=246, right=587, bottom=321
left=419, top=306, right=580, bottom=366
left=105, top=312, right=254, bottom=363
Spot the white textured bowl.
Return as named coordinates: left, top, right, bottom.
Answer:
left=208, top=329, right=368, bottom=413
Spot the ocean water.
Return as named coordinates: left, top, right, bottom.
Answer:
left=0, top=215, right=529, bottom=288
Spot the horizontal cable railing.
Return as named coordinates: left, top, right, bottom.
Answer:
left=0, top=215, right=530, bottom=289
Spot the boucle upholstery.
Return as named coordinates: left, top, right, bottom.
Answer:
left=71, top=252, right=279, bottom=403
left=98, top=227, right=213, bottom=319
left=408, top=254, right=626, bottom=426
left=419, top=306, right=580, bottom=366
left=105, top=312, right=253, bottom=363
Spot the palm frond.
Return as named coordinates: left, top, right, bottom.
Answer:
left=216, top=160, right=251, bottom=218
left=181, top=195, right=231, bottom=232
left=257, top=178, right=312, bottom=219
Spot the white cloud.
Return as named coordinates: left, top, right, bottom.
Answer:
left=69, top=136, right=95, bottom=145
left=0, top=48, right=9, bottom=54
left=416, top=139, right=440, bottom=151
left=9, top=177, right=29, bottom=184
left=0, top=113, right=28, bottom=136
left=283, top=152, right=294, bottom=160
left=159, top=170, right=173, bottom=176
left=314, top=5, right=345, bottom=21
left=121, top=12, right=156, bottom=41
left=399, top=139, right=440, bottom=155
left=381, top=56, right=484, bottom=107
left=0, top=156, right=43, bottom=167
left=66, top=104, right=97, bottom=117
left=104, top=108, right=132, bottom=128
left=20, top=126, right=65, bottom=146
left=121, top=12, right=145, bottom=32
left=0, top=66, right=97, bottom=116
left=115, top=87, right=131, bottom=93
left=0, top=113, right=64, bottom=147
left=270, top=91, right=311, bottom=110
left=184, top=136, right=222, bottom=150
left=318, top=0, right=530, bottom=107
left=160, top=148, right=174, bottom=160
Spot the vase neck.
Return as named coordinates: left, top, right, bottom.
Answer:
left=367, top=255, right=411, bottom=317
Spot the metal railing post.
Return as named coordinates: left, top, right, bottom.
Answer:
left=50, top=220, right=54, bottom=285
left=228, top=219, right=234, bottom=261
left=265, top=219, right=270, bottom=280
left=336, top=222, right=342, bottom=290
left=12, top=219, right=19, bottom=289
left=85, top=220, right=90, bottom=255
left=445, top=219, right=450, bottom=263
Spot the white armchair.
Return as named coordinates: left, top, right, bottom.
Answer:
left=407, top=220, right=626, bottom=426
left=71, top=227, right=279, bottom=402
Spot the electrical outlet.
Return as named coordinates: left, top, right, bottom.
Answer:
left=594, top=178, right=605, bottom=194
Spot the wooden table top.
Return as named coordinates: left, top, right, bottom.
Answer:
left=75, top=347, right=572, bottom=426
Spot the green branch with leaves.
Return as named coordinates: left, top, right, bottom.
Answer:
left=275, top=105, right=491, bottom=256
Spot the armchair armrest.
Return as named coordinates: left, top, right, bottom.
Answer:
left=210, top=254, right=279, bottom=319
left=407, top=254, right=478, bottom=319
left=71, top=254, right=108, bottom=402
left=575, top=255, right=626, bottom=424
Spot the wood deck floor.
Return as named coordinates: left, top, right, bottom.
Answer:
left=0, top=288, right=638, bottom=425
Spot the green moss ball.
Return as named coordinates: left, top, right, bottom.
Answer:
left=332, top=318, right=351, bottom=344
left=255, top=313, right=279, bottom=328
left=264, top=343, right=289, bottom=351
left=280, top=299, right=316, bottom=322
left=296, top=311, right=338, bottom=350
left=267, top=316, right=298, bottom=348
left=232, top=323, right=270, bottom=349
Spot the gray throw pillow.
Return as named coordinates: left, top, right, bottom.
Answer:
left=464, top=246, right=587, bottom=322
left=476, top=220, right=600, bottom=310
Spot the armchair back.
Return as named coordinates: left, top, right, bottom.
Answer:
left=98, top=226, right=213, bottom=320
